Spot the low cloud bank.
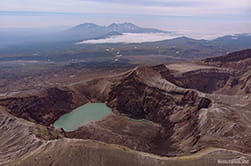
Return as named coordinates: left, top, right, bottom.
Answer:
left=76, top=33, right=181, bottom=44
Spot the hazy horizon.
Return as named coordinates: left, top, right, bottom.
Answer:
left=1, top=0, right=251, bottom=38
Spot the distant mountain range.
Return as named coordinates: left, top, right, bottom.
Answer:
left=58, top=22, right=169, bottom=41
left=155, top=34, right=251, bottom=51
left=71, top=22, right=167, bottom=34
left=0, top=22, right=250, bottom=63
left=1, top=22, right=251, bottom=46
left=0, top=22, right=170, bottom=47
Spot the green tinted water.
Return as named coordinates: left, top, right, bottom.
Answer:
left=54, top=103, right=112, bottom=132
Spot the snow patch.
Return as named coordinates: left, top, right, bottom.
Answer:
left=231, top=37, right=238, bottom=40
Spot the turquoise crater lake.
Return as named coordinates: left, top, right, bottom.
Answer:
left=54, top=103, right=112, bottom=132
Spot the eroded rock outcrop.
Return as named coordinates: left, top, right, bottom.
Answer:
left=0, top=107, right=61, bottom=165
left=199, top=48, right=251, bottom=94
left=0, top=87, right=89, bottom=126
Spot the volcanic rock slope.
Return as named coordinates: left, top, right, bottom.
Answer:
left=0, top=49, right=251, bottom=165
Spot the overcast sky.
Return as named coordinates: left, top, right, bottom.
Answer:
left=1, top=0, right=251, bottom=35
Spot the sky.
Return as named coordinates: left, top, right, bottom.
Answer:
left=1, top=0, right=251, bottom=36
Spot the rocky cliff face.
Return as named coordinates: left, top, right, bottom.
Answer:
left=199, top=48, right=251, bottom=94
left=103, top=65, right=211, bottom=156
left=0, top=107, right=60, bottom=165
left=0, top=87, right=89, bottom=126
